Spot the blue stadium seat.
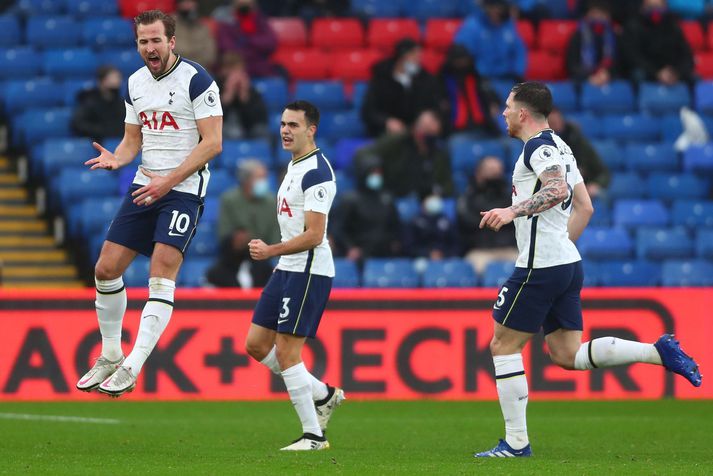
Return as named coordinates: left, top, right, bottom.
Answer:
left=661, top=260, right=713, bottom=286
left=43, top=48, right=98, bottom=79
left=3, top=77, right=63, bottom=115
left=333, top=169, right=355, bottom=194
left=294, top=80, right=348, bottom=111
left=598, top=260, right=661, bottom=286
left=695, top=229, right=713, bottom=258
left=694, top=81, right=713, bottom=113
left=395, top=194, right=421, bottom=223
left=61, top=78, right=95, bottom=107
left=613, top=199, right=670, bottom=228
left=409, top=0, right=460, bottom=21
left=351, top=0, right=404, bottom=17
left=363, top=258, right=419, bottom=288
left=98, top=48, right=144, bottom=78
left=201, top=196, right=220, bottom=224
left=582, top=260, right=600, bottom=287
left=0, top=47, right=43, bottom=80
left=253, top=77, right=289, bottom=113
left=207, top=169, right=234, bottom=196
left=77, top=195, right=121, bottom=238
left=333, top=137, right=371, bottom=171
left=602, top=114, right=660, bottom=142
left=218, top=139, right=273, bottom=171
left=351, top=81, right=368, bottom=109
left=333, top=258, right=360, bottom=288
left=647, top=173, right=709, bottom=201
left=659, top=114, right=684, bottom=142
left=123, top=255, right=150, bottom=287
left=0, top=15, right=22, bottom=47
left=547, top=81, right=578, bottom=112
left=320, top=110, right=365, bottom=141
left=82, top=18, right=135, bottom=49
left=53, top=168, right=119, bottom=211
left=625, top=142, right=678, bottom=172
left=588, top=199, right=610, bottom=227
left=682, top=144, right=713, bottom=173
left=17, top=0, right=64, bottom=15
left=636, top=227, right=693, bottom=260
left=607, top=173, right=646, bottom=200
left=422, top=259, right=478, bottom=288
left=638, top=82, right=691, bottom=114
left=67, top=0, right=119, bottom=17
left=26, top=16, right=81, bottom=48
left=590, top=139, right=625, bottom=171
left=671, top=200, right=713, bottom=228
left=490, top=79, right=515, bottom=106
left=566, top=112, right=602, bottom=139
left=577, top=227, right=633, bottom=260
left=482, top=260, right=515, bottom=288
left=449, top=137, right=507, bottom=179
left=581, top=81, right=635, bottom=114
left=188, top=225, right=218, bottom=257
left=38, top=138, right=95, bottom=178
left=14, top=107, right=72, bottom=146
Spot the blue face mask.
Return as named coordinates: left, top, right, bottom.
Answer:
left=251, top=178, right=270, bottom=198
left=366, top=173, right=383, bottom=191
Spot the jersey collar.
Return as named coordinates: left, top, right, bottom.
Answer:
left=291, top=147, right=320, bottom=166
left=525, top=128, right=553, bottom=142
left=152, top=55, right=181, bottom=81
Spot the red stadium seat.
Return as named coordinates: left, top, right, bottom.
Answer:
left=421, top=48, right=445, bottom=75
left=516, top=19, right=536, bottom=49
left=329, top=48, right=382, bottom=81
left=537, top=20, right=577, bottom=52
left=311, top=18, right=364, bottom=50
left=268, top=17, right=308, bottom=48
left=707, top=21, right=713, bottom=50
left=424, top=18, right=462, bottom=51
left=680, top=21, right=705, bottom=51
left=119, top=0, right=175, bottom=18
left=525, top=50, right=566, bottom=81
left=273, top=48, right=330, bottom=80
left=695, top=52, right=713, bottom=79
left=367, top=18, right=421, bottom=52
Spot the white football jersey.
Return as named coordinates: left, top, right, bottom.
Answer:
left=275, top=148, right=336, bottom=277
left=511, top=129, right=583, bottom=268
left=124, top=56, right=223, bottom=197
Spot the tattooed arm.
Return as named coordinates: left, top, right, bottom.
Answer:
left=479, top=165, right=568, bottom=232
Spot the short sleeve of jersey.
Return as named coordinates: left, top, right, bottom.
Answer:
left=524, top=138, right=561, bottom=178
left=304, top=181, right=336, bottom=215
left=124, top=78, right=140, bottom=125
left=190, top=68, right=223, bottom=119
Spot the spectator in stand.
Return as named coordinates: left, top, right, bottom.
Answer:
left=548, top=107, right=610, bottom=199
left=354, top=110, right=454, bottom=199
left=438, top=44, right=502, bottom=138
left=360, top=38, right=442, bottom=138
left=566, top=0, right=622, bottom=87
left=71, top=65, right=125, bottom=142
left=214, top=0, right=280, bottom=77
left=454, top=0, right=527, bottom=83
left=457, top=156, right=518, bottom=273
left=289, top=0, right=350, bottom=24
left=621, top=0, right=694, bottom=86
left=218, top=52, right=269, bottom=140
left=407, top=194, right=460, bottom=260
left=330, top=155, right=402, bottom=262
left=206, top=159, right=279, bottom=288
left=173, top=0, right=218, bottom=72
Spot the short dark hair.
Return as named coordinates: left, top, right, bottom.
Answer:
left=134, top=10, right=176, bottom=39
left=285, top=100, right=320, bottom=127
left=96, top=64, right=119, bottom=82
left=511, top=81, right=553, bottom=118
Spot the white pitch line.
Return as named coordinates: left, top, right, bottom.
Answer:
left=0, top=413, right=120, bottom=425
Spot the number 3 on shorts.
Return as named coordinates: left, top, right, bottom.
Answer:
left=280, top=297, right=291, bottom=318
left=495, top=286, right=509, bottom=309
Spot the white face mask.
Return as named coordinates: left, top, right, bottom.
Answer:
left=251, top=177, right=270, bottom=198
left=423, top=195, right=443, bottom=215
left=403, top=60, right=420, bottom=76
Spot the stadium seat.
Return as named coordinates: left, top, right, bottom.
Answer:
left=333, top=258, right=360, bottom=288
left=661, top=260, right=713, bottom=286
left=77, top=196, right=121, bottom=238
left=695, top=229, right=713, bottom=258
left=97, top=48, right=144, bottom=78
left=449, top=137, right=507, bottom=174
left=590, top=139, right=625, bottom=171
left=409, top=0, right=460, bottom=21
left=294, top=80, right=348, bottom=111
left=646, top=173, right=709, bottom=201
left=567, top=112, right=602, bottom=139
left=636, top=227, right=693, bottom=260
left=253, top=76, right=289, bottom=113
left=489, top=79, right=516, bottom=105
left=482, top=260, right=515, bottom=288
left=395, top=195, right=421, bottom=223
left=351, top=80, right=369, bottom=109
left=43, top=48, right=98, bottom=79
left=272, top=48, right=330, bottom=80
left=0, top=15, right=22, bottom=47
left=268, top=17, right=307, bottom=48
left=607, top=173, right=646, bottom=200
left=217, top=139, right=273, bottom=171
left=693, top=81, right=713, bottom=113
left=422, top=259, right=478, bottom=288
left=598, top=260, right=662, bottom=287
left=516, top=19, right=536, bottom=49
left=424, top=19, right=462, bottom=51
left=200, top=196, right=219, bottom=224
left=39, top=138, right=95, bottom=178
left=206, top=169, right=234, bottom=196
left=525, top=50, right=566, bottom=81
left=54, top=168, right=119, bottom=210
left=123, top=255, right=151, bottom=287
left=17, top=0, right=64, bottom=15
left=363, top=258, right=420, bottom=288
left=82, top=18, right=135, bottom=49
left=547, top=81, right=578, bottom=113
left=329, top=48, right=382, bottom=82
left=333, top=169, right=355, bottom=194
left=577, top=227, right=633, bottom=260
left=672, top=200, right=713, bottom=228
left=613, top=199, right=670, bottom=229
left=638, top=82, right=691, bottom=114
left=624, top=142, right=678, bottom=172
left=588, top=199, right=610, bottom=227
left=537, top=20, right=577, bottom=52
left=14, top=107, right=73, bottom=146
left=319, top=110, right=366, bottom=141
left=311, top=18, right=364, bottom=50
left=694, top=51, right=713, bottom=79
left=26, top=16, right=81, bottom=48
left=366, top=19, right=421, bottom=52
left=659, top=113, right=684, bottom=143
left=67, top=0, right=120, bottom=17
left=421, top=48, right=446, bottom=75
left=333, top=137, right=372, bottom=171
left=61, top=78, right=95, bottom=107
left=602, top=114, right=660, bottom=142
left=582, top=260, right=600, bottom=287
left=679, top=20, right=705, bottom=50
left=3, top=78, right=63, bottom=115
left=188, top=226, right=218, bottom=258
left=682, top=144, right=713, bottom=172
left=178, top=258, right=213, bottom=287
left=351, top=0, right=404, bottom=18
left=0, top=47, right=42, bottom=80
left=580, top=81, right=635, bottom=114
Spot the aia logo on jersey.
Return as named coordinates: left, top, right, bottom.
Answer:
left=139, top=111, right=179, bottom=130
left=278, top=197, right=292, bottom=217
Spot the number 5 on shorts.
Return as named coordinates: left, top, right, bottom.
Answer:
left=494, top=286, right=509, bottom=310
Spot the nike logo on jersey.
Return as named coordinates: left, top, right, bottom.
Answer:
left=132, top=96, right=143, bottom=101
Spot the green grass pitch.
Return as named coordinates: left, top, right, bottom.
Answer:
left=0, top=400, right=710, bottom=475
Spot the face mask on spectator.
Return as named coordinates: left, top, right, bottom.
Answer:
left=423, top=195, right=443, bottom=215
left=646, top=7, right=666, bottom=24
left=366, top=173, right=383, bottom=191
left=251, top=178, right=270, bottom=198
left=403, top=60, right=420, bottom=76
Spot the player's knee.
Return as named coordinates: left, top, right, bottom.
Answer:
left=550, top=349, right=576, bottom=370
left=94, top=259, right=121, bottom=281
left=245, top=337, right=270, bottom=362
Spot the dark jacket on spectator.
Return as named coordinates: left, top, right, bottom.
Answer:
left=71, top=89, right=125, bottom=142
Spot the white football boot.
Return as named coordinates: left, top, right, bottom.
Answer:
left=97, top=365, right=137, bottom=397
left=76, top=355, right=124, bottom=392
left=315, top=385, right=346, bottom=431
left=280, top=433, right=330, bottom=451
